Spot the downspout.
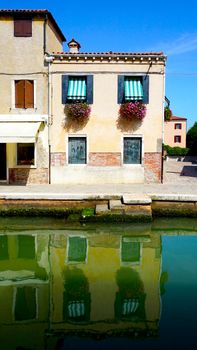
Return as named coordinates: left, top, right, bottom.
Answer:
left=45, top=56, right=54, bottom=184
left=43, top=14, right=48, bottom=54
left=161, top=60, right=166, bottom=183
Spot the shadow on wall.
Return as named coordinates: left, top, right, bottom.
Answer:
left=116, top=116, right=142, bottom=132
left=181, top=166, right=197, bottom=177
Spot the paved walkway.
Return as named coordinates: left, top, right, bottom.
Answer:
left=0, top=160, right=196, bottom=200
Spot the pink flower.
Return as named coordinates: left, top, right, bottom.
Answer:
left=119, top=101, right=146, bottom=121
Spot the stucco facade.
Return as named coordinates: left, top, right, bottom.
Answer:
left=164, top=116, right=187, bottom=148
left=49, top=52, right=166, bottom=184
left=0, top=10, right=65, bottom=184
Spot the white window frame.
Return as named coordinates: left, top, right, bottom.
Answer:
left=66, top=134, right=88, bottom=166
left=15, top=142, right=37, bottom=168
left=11, top=79, right=37, bottom=110
left=122, top=135, right=144, bottom=166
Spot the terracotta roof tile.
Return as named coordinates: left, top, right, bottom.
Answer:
left=170, top=116, right=187, bottom=121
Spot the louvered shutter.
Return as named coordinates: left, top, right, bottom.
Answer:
left=14, top=19, right=32, bottom=37
left=118, top=75, right=124, bottom=103
left=142, top=75, right=149, bottom=104
left=62, top=75, right=69, bottom=104
left=25, top=80, right=34, bottom=108
left=86, top=75, right=93, bottom=104
left=15, top=80, right=25, bottom=108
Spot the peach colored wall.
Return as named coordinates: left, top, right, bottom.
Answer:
left=164, top=120, right=187, bottom=147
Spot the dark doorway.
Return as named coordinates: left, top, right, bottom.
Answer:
left=0, top=143, right=7, bottom=181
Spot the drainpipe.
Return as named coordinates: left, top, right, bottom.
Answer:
left=43, top=14, right=48, bottom=54
left=45, top=56, right=54, bottom=184
left=161, top=62, right=166, bottom=183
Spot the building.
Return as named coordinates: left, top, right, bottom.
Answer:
left=49, top=41, right=166, bottom=184
left=0, top=9, right=65, bottom=184
left=164, top=115, right=187, bottom=148
left=0, top=9, right=166, bottom=185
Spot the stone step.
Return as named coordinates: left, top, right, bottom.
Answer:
left=123, top=194, right=152, bottom=204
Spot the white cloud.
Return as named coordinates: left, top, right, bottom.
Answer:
left=153, top=33, right=197, bottom=55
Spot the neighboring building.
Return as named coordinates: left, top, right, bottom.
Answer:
left=0, top=9, right=65, bottom=184
left=164, top=115, right=187, bottom=148
left=49, top=41, right=166, bottom=184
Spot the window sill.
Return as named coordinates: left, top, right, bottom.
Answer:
left=15, top=165, right=37, bottom=169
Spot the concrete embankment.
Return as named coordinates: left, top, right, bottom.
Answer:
left=0, top=191, right=196, bottom=221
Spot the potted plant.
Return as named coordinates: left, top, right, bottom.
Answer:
left=119, top=101, right=146, bottom=121
left=64, top=102, right=91, bottom=122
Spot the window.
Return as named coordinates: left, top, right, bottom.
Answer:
left=123, top=137, right=142, bottom=164
left=121, top=237, right=141, bottom=263
left=15, top=80, right=34, bottom=108
left=118, top=75, right=149, bottom=104
left=17, top=143, right=35, bottom=166
left=68, top=137, right=87, bottom=164
left=14, top=18, right=32, bottom=37
left=175, top=123, right=182, bottom=129
left=62, top=75, right=93, bottom=104
left=67, top=236, right=87, bottom=262
left=174, top=135, right=181, bottom=143
left=14, top=287, right=36, bottom=321
left=0, top=236, right=8, bottom=260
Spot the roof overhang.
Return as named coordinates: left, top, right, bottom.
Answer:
left=0, top=122, right=41, bottom=143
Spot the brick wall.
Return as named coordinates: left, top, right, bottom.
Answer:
left=51, top=152, right=66, bottom=166
left=89, top=152, right=121, bottom=166
left=9, top=168, right=49, bottom=185
left=144, top=152, right=162, bottom=183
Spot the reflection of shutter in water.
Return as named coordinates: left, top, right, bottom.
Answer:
left=121, top=238, right=140, bottom=263
left=17, top=235, right=35, bottom=259
left=68, top=236, right=87, bottom=262
left=15, top=287, right=36, bottom=321
left=0, top=235, right=8, bottom=260
left=122, top=298, right=139, bottom=315
left=68, top=301, right=85, bottom=318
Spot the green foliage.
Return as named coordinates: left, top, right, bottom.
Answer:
left=186, top=122, right=197, bottom=155
left=164, top=144, right=189, bottom=156
left=164, top=107, right=172, bottom=121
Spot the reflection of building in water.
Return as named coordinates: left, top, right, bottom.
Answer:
left=49, top=229, right=161, bottom=338
left=0, top=234, right=49, bottom=350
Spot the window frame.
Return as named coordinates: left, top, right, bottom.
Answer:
left=16, top=142, right=36, bottom=168
left=122, top=135, right=143, bottom=166
left=67, top=135, right=88, bottom=165
left=12, top=79, right=36, bottom=110
left=174, top=135, right=181, bottom=143
left=66, top=76, right=87, bottom=103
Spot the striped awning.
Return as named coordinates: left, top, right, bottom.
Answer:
left=122, top=298, right=139, bottom=315
left=68, top=301, right=85, bottom=318
left=124, top=77, right=143, bottom=101
left=67, top=77, right=86, bottom=100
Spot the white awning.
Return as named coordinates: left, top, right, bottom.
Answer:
left=0, top=122, right=41, bottom=143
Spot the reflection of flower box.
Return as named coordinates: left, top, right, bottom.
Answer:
left=64, top=102, right=91, bottom=122
left=119, top=101, right=146, bottom=121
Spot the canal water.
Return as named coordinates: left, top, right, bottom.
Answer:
left=0, top=217, right=196, bottom=350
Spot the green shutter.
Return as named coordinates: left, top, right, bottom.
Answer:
left=118, top=75, right=124, bottom=103
left=62, top=75, right=69, bottom=104
left=17, top=235, right=35, bottom=259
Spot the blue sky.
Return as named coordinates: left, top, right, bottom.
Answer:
left=1, top=0, right=197, bottom=130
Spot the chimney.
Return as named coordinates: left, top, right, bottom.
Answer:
left=68, top=38, right=81, bottom=53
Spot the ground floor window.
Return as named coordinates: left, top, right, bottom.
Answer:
left=17, top=143, right=35, bottom=166
left=67, top=236, right=87, bottom=262
left=68, top=137, right=87, bottom=164
left=123, top=137, right=142, bottom=164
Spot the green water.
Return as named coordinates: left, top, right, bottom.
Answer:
left=0, top=217, right=196, bottom=350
